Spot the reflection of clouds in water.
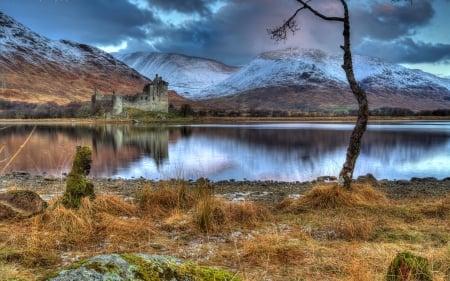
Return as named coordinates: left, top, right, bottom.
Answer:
left=116, top=137, right=236, bottom=180
left=356, top=140, right=450, bottom=180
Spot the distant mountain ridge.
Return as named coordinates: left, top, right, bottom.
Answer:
left=115, top=52, right=237, bottom=100
left=201, top=48, right=450, bottom=112
left=119, top=48, right=450, bottom=112
left=0, top=12, right=150, bottom=105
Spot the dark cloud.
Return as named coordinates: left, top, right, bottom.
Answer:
left=1, top=0, right=158, bottom=45
left=141, top=0, right=335, bottom=65
left=1, top=0, right=449, bottom=70
left=145, top=0, right=212, bottom=16
left=355, top=37, right=450, bottom=63
left=350, top=1, right=434, bottom=42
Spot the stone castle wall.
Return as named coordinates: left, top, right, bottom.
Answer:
left=92, top=74, right=168, bottom=115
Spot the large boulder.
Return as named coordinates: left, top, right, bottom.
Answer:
left=0, top=190, right=47, bottom=220
left=46, top=253, right=240, bottom=281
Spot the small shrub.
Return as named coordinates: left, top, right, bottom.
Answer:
left=61, top=146, right=95, bottom=209
left=386, top=251, right=432, bottom=281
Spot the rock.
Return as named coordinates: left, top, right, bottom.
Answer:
left=316, top=176, right=337, bottom=182
left=356, top=173, right=378, bottom=186
left=46, top=253, right=240, bottom=281
left=0, top=190, right=47, bottom=220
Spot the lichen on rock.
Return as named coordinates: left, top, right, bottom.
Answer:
left=45, top=253, right=241, bottom=281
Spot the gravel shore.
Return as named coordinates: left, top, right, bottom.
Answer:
left=1, top=172, right=449, bottom=203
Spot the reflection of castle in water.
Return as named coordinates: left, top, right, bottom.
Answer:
left=92, top=125, right=169, bottom=167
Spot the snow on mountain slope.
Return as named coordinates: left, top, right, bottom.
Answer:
left=201, top=48, right=450, bottom=100
left=0, top=12, right=149, bottom=104
left=115, top=52, right=238, bottom=99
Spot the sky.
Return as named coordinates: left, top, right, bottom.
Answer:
left=1, top=0, right=450, bottom=77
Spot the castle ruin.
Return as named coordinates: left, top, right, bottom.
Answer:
left=91, top=74, right=168, bottom=115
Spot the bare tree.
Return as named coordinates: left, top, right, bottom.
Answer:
left=269, top=0, right=409, bottom=189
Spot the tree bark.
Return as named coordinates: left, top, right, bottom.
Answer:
left=338, top=0, right=369, bottom=189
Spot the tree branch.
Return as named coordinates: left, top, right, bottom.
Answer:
left=268, top=0, right=344, bottom=41
left=295, top=0, right=345, bottom=22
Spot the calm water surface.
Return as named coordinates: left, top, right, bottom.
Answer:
left=0, top=121, right=449, bottom=181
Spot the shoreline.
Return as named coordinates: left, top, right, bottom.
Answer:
left=2, top=172, right=449, bottom=202
left=0, top=115, right=449, bottom=125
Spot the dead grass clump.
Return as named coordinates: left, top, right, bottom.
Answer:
left=96, top=212, right=154, bottom=252
left=137, top=181, right=194, bottom=216
left=92, top=194, right=137, bottom=217
left=2, top=225, right=61, bottom=267
left=332, top=217, right=375, bottom=241
left=194, top=197, right=272, bottom=233
left=422, top=195, right=450, bottom=219
left=195, top=197, right=225, bottom=233
left=241, top=234, right=306, bottom=267
left=290, top=183, right=387, bottom=211
left=33, top=201, right=96, bottom=246
left=162, top=210, right=193, bottom=232
left=0, top=262, right=34, bottom=280
left=227, top=201, right=272, bottom=226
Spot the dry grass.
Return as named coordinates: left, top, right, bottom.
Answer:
left=288, top=183, right=387, bottom=211
left=1, top=181, right=450, bottom=281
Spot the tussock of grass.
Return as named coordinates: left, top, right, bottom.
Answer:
left=241, top=234, right=307, bottom=267
left=331, top=217, right=375, bottom=241
left=92, top=194, right=137, bottom=217
left=289, top=183, right=387, bottom=211
left=194, top=197, right=271, bottom=233
left=137, top=181, right=194, bottom=216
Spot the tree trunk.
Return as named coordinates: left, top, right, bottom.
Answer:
left=338, top=0, right=369, bottom=189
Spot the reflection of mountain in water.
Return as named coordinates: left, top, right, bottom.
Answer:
left=184, top=125, right=450, bottom=162
left=169, top=125, right=450, bottom=180
left=0, top=125, right=169, bottom=176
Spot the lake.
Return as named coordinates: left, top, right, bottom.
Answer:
left=0, top=121, right=449, bottom=182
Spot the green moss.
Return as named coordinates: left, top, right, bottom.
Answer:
left=70, top=146, right=92, bottom=175
left=121, top=253, right=240, bottom=281
left=61, top=146, right=95, bottom=209
left=386, top=251, right=432, bottom=281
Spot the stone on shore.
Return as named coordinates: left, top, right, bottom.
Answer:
left=46, top=253, right=240, bottom=281
left=0, top=190, right=47, bottom=220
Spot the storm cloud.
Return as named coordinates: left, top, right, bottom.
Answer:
left=1, top=0, right=449, bottom=74
left=356, top=37, right=450, bottom=63
left=144, top=0, right=213, bottom=16
left=1, top=0, right=159, bottom=45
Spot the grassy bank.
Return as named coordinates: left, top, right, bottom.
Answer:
left=1, top=180, right=449, bottom=280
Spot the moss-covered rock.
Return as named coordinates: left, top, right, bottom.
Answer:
left=45, top=253, right=241, bottom=281
left=386, top=251, right=432, bottom=281
left=0, top=190, right=47, bottom=220
left=61, top=146, right=95, bottom=209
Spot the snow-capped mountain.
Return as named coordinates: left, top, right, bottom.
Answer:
left=0, top=12, right=149, bottom=104
left=115, top=52, right=238, bottom=99
left=201, top=48, right=450, bottom=112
